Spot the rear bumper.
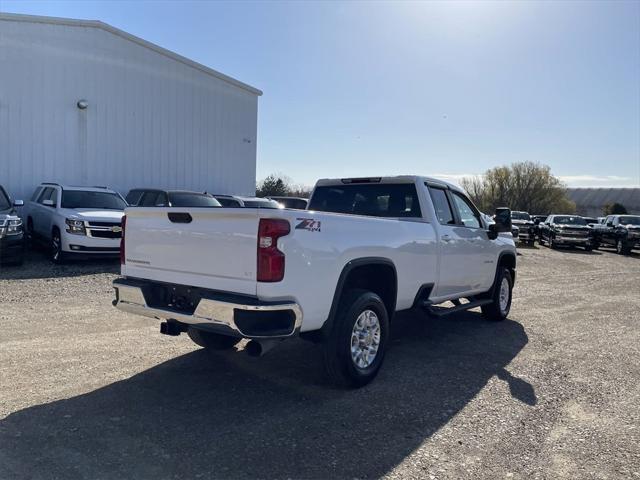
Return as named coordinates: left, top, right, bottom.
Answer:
left=112, top=277, right=303, bottom=339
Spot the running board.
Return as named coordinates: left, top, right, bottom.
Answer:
left=422, top=299, right=492, bottom=317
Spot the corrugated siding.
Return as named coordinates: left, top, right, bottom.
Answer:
left=0, top=19, right=258, bottom=201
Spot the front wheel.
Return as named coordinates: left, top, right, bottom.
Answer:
left=323, top=289, right=389, bottom=388
left=617, top=239, right=631, bottom=255
left=481, top=268, right=513, bottom=321
left=50, top=229, right=65, bottom=264
left=187, top=328, right=241, bottom=350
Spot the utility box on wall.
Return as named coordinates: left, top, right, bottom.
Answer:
left=0, top=13, right=262, bottom=201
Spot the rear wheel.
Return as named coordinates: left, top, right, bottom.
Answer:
left=481, top=268, right=513, bottom=321
left=187, top=328, right=241, bottom=350
left=323, top=289, right=389, bottom=388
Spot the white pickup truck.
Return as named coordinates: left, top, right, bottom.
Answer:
left=113, top=176, right=516, bottom=387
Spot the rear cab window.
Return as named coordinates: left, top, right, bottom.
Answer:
left=308, top=183, right=422, bottom=218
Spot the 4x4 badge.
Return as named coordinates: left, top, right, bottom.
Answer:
left=295, top=218, right=321, bottom=232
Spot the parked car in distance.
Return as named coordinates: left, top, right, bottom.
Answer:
left=113, top=175, right=516, bottom=388
left=23, top=183, right=126, bottom=263
left=267, top=196, right=308, bottom=210
left=126, top=189, right=221, bottom=207
left=212, top=195, right=281, bottom=209
left=0, top=185, right=25, bottom=265
left=592, top=215, right=640, bottom=255
left=538, top=215, right=593, bottom=251
left=510, top=211, right=535, bottom=246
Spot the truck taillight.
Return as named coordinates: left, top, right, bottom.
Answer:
left=120, top=215, right=126, bottom=265
left=257, top=218, right=290, bottom=282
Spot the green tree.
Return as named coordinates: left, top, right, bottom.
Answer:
left=460, top=161, right=575, bottom=214
left=603, top=203, right=628, bottom=215
left=256, top=174, right=291, bottom=197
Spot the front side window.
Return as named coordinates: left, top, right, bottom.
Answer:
left=125, top=190, right=143, bottom=206
left=30, top=187, right=43, bottom=202
left=309, top=183, right=422, bottom=218
left=61, top=191, right=126, bottom=210
left=38, top=187, right=55, bottom=205
left=451, top=192, right=481, bottom=228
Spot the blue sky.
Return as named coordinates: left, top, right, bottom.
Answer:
left=2, top=0, right=639, bottom=187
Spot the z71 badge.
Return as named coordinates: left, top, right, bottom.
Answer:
left=295, top=218, right=321, bottom=232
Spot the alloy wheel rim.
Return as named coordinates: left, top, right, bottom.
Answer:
left=499, top=277, right=510, bottom=313
left=350, top=309, right=381, bottom=369
left=52, top=235, right=60, bottom=260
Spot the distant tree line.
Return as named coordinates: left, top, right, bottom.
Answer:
left=256, top=174, right=312, bottom=198
left=461, top=161, right=576, bottom=215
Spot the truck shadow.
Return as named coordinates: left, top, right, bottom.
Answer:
left=0, top=310, right=532, bottom=479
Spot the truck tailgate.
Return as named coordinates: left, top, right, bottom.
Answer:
left=122, top=208, right=260, bottom=295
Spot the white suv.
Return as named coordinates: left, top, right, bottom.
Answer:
left=24, top=183, right=126, bottom=263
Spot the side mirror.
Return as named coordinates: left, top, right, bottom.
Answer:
left=607, top=222, right=613, bottom=227
left=493, top=207, right=512, bottom=232
left=42, top=199, right=54, bottom=207
left=13, top=199, right=24, bottom=207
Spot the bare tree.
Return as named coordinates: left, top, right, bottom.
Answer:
left=461, top=162, right=575, bottom=214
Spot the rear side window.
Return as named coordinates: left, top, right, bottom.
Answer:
left=427, top=187, right=455, bottom=225
left=168, top=193, right=221, bottom=207
left=139, top=192, right=167, bottom=207
left=308, top=183, right=422, bottom=218
left=216, top=197, right=242, bottom=207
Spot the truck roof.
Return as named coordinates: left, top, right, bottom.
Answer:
left=314, top=175, right=465, bottom=193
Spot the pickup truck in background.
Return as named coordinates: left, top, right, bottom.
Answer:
left=113, top=176, right=516, bottom=387
left=592, top=215, right=640, bottom=255
left=538, top=215, right=593, bottom=251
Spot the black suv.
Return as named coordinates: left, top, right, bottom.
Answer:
left=125, top=189, right=221, bottom=208
left=0, top=185, right=25, bottom=265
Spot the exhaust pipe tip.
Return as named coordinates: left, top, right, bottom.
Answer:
left=245, top=339, right=283, bottom=357
left=245, top=340, right=263, bottom=357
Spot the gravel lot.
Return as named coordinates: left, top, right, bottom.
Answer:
left=1, top=245, right=639, bottom=479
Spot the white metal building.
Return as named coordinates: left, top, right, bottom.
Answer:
left=0, top=13, right=262, bottom=201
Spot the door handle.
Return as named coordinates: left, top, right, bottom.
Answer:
left=441, top=234, right=452, bottom=242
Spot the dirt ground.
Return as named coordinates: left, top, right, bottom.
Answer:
left=1, top=244, right=639, bottom=479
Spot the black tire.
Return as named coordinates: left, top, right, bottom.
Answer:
left=50, top=228, right=65, bottom=264
left=481, top=268, right=513, bottom=321
left=323, top=289, right=389, bottom=388
left=187, top=328, right=241, bottom=350
left=538, top=235, right=545, bottom=246
left=617, top=239, right=631, bottom=256
left=549, top=236, right=557, bottom=249
left=584, top=245, right=593, bottom=252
